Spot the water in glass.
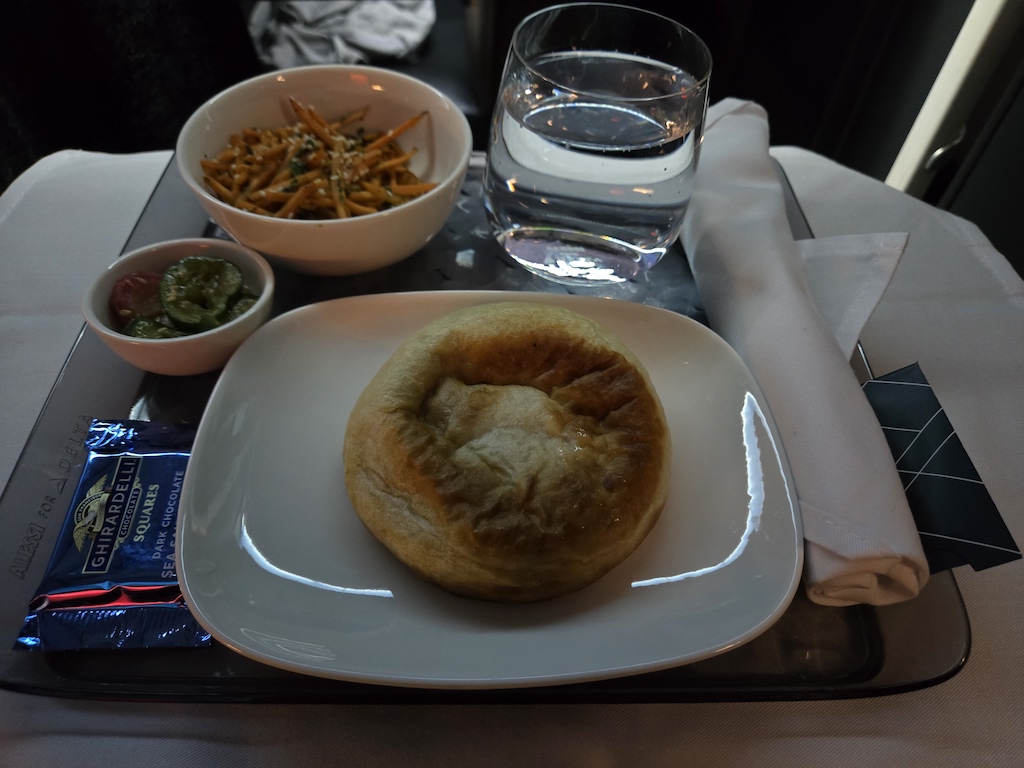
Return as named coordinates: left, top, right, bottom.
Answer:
left=485, top=50, right=705, bottom=285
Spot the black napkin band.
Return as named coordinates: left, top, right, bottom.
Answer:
left=863, top=363, right=1021, bottom=574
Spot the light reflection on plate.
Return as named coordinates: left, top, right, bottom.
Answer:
left=632, top=392, right=790, bottom=588
left=239, top=514, right=394, bottom=599
left=176, top=291, right=802, bottom=689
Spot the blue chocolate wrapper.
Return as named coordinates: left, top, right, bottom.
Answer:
left=15, top=420, right=211, bottom=651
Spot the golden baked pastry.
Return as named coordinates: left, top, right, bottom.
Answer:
left=343, top=301, right=671, bottom=602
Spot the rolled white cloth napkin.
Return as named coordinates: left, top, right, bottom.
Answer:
left=681, top=99, right=930, bottom=606
left=249, top=1, right=436, bottom=69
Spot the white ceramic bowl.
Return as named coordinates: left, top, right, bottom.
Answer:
left=83, top=238, right=275, bottom=376
left=175, top=65, right=473, bottom=275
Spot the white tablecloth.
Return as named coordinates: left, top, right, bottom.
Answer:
left=0, top=148, right=1020, bottom=767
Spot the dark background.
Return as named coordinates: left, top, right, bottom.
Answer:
left=0, top=0, right=973, bottom=185
left=4, top=0, right=1019, bottom=275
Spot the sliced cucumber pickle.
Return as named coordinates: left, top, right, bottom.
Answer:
left=224, top=294, right=259, bottom=323
left=123, top=317, right=187, bottom=339
left=160, top=255, right=243, bottom=332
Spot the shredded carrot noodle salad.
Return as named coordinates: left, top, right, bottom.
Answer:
left=201, top=98, right=436, bottom=220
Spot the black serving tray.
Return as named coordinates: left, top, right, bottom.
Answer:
left=0, top=154, right=969, bottom=702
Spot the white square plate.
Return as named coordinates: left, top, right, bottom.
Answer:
left=176, top=291, right=802, bottom=688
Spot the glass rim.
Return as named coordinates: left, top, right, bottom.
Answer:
left=510, top=2, right=713, bottom=101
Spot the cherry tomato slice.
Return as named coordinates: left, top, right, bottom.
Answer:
left=109, top=271, right=164, bottom=329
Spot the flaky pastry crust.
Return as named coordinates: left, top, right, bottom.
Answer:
left=343, top=302, right=671, bottom=601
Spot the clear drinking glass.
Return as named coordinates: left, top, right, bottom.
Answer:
left=483, top=3, right=712, bottom=285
